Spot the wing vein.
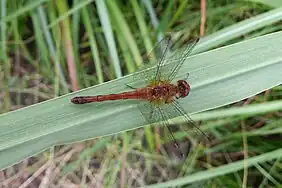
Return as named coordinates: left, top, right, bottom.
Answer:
left=171, top=100, right=211, bottom=141
left=168, top=38, right=199, bottom=81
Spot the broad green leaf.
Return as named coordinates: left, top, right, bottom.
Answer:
left=0, top=31, right=282, bottom=170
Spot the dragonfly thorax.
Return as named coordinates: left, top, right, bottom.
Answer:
left=149, top=83, right=177, bottom=102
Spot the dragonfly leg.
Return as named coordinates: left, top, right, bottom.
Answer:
left=165, top=98, right=175, bottom=103
left=184, top=73, right=190, bottom=81
left=125, top=84, right=136, bottom=89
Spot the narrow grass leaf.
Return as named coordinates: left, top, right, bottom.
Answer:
left=37, top=5, right=69, bottom=91
left=106, top=0, right=142, bottom=68
left=96, top=0, right=122, bottom=78
left=194, top=7, right=282, bottom=53
left=81, top=7, right=104, bottom=83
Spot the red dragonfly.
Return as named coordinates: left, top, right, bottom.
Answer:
left=71, top=36, right=208, bottom=156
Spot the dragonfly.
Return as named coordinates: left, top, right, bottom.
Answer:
left=71, top=36, right=209, bottom=157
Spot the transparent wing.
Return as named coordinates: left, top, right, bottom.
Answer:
left=162, top=100, right=210, bottom=141
left=150, top=36, right=172, bottom=65
left=141, top=37, right=199, bottom=84
left=138, top=102, right=160, bottom=124
left=166, top=38, right=199, bottom=81
left=138, top=102, right=181, bottom=151
left=131, top=37, right=199, bottom=88
left=153, top=36, right=172, bottom=81
left=157, top=106, right=182, bottom=150
left=131, top=36, right=172, bottom=88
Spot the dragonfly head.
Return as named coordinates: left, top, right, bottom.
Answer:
left=177, top=80, right=190, bottom=98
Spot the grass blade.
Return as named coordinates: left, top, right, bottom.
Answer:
left=96, top=0, right=122, bottom=78
left=194, top=7, right=282, bottom=53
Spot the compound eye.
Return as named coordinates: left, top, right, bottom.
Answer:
left=177, top=80, right=190, bottom=98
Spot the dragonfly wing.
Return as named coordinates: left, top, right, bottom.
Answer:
left=160, top=38, right=199, bottom=82
left=138, top=102, right=181, bottom=150
left=130, top=37, right=199, bottom=90
left=162, top=100, right=210, bottom=141
left=131, top=68, right=154, bottom=88
left=141, top=36, right=172, bottom=66
left=167, top=38, right=199, bottom=81
left=131, top=36, right=172, bottom=88
left=157, top=105, right=181, bottom=148
left=138, top=102, right=160, bottom=124
left=154, top=36, right=173, bottom=64
left=153, top=36, right=173, bottom=81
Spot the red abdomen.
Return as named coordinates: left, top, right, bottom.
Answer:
left=71, top=89, right=148, bottom=104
